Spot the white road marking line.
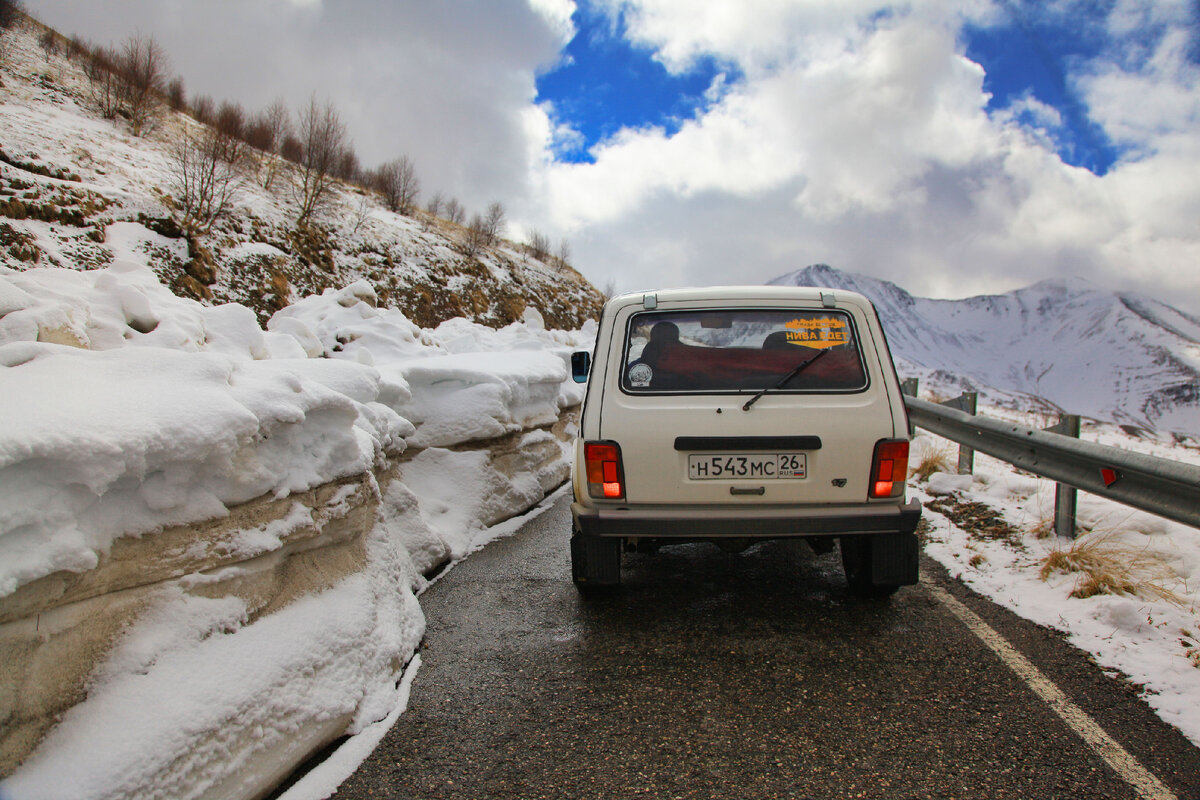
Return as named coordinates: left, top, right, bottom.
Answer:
left=928, top=584, right=1178, bottom=800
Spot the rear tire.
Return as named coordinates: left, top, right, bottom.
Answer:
left=571, top=533, right=622, bottom=594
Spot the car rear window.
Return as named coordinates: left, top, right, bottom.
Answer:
left=621, top=308, right=868, bottom=394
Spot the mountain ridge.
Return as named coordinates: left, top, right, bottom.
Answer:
left=770, top=264, right=1200, bottom=436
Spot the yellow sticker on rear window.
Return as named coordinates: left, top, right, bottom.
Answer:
left=783, top=317, right=850, bottom=349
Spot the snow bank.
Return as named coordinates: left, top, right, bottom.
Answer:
left=0, top=264, right=590, bottom=598
left=0, top=263, right=593, bottom=799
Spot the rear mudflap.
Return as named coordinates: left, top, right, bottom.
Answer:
left=870, top=532, right=919, bottom=586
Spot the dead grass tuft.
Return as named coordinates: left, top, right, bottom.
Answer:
left=911, top=440, right=954, bottom=481
left=1039, top=532, right=1184, bottom=605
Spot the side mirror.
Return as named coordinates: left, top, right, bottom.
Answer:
left=571, top=351, right=591, bottom=383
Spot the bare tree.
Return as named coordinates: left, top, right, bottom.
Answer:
left=444, top=197, right=465, bottom=225
left=0, top=0, right=22, bottom=63
left=334, top=147, right=361, bottom=184
left=483, top=201, right=506, bottom=245
left=462, top=213, right=490, bottom=258
left=214, top=101, right=247, bottom=165
left=372, top=156, right=420, bottom=215
left=166, top=77, right=186, bottom=112
left=0, top=0, right=21, bottom=30
left=425, top=192, right=444, bottom=218
left=349, top=191, right=373, bottom=235
left=191, top=93, right=215, bottom=125
left=38, top=29, right=57, bottom=61
left=85, top=46, right=121, bottom=119
left=279, top=133, right=302, bottom=164
left=556, top=238, right=572, bottom=268
left=526, top=229, right=550, bottom=261
left=247, top=99, right=291, bottom=189
left=117, top=33, right=168, bottom=136
left=66, top=35, right=88, bottom=63
left=169, top=125, right=239, bottom=233
left=292, top=95, right=347, bottom=225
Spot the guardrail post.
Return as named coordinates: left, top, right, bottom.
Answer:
left=940, top=392, right=977, bottom=475
left=900, top=379, right=919, bottom=437
left=1044, top=414, right=1081, bottom=538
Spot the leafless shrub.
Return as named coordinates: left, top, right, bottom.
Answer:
left=425, top=192, right=444, bottom=218
left=85, top=46, right=121, bottom=119
left=214, top=101, right=247, bottom=165
left=215, top=101, right=244, bottom=141
left=0, top=0, right=19, bottom=65
left=371, top=156, right=420, bottom=215
left=169, top=125, right=239, bottom=233
left=117, top=33, right=168, bottom=136
left=248, top=99, right=291, bottom=190
left=483, top=201, right=505, bottom=244
left=191, top=93, right=214, bottom=125
left=292, top=95, right=347, bottom=224
left=334, top=147, right=360, bottom=185
left=556, top=238, right=571, bottom=268
left=244, top=116, right=273, bottom=152
left=279, top=133, right=302, bottom=164
left=349, top=191, right=372, bottom=235
left=444, top=197, right=465, bottom=225
left=66, top=35, right=88, bottom=62
left=0, top=0, right=22, bottom=30
left=461, top=213, right=490, bottom=258
left=526, top=229, right=550, bottom=261
left=167, top=77, right=186, bottom=112
left=38, top=29, right=57, bottom=60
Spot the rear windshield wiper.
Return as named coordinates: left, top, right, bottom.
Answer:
left=742, top=349, right=829, bottom=411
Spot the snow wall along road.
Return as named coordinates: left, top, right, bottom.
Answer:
left=0, top=263, right=594, bottom=800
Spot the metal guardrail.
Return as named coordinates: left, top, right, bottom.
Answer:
left=903, top=395, right=1200, bottom=532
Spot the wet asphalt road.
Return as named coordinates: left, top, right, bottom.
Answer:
left=333, top=491, right=1200, bottom=799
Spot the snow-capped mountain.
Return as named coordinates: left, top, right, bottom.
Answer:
left=770, top=265, right=1200, bottom=436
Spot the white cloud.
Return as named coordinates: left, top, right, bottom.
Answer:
left=525, top=1, right=1200, bottom=312
left=24, top=0, right=568, bottom=213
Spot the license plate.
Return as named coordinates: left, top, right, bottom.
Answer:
left=687, top=453, right=807, bottom=480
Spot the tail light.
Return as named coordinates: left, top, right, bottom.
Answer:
left=869, top=439, right=909, bottom=499
left=584, top=441, right=625, bottom=499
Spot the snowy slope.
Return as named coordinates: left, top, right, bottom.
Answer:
left=0, top=21, right=603, bottom=331
left=771, top=264, right=1200, bottom=435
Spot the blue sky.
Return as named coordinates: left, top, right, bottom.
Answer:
left=536, top=1, right=1192, bottom=176
left=535, top=4, right=739, bottom=162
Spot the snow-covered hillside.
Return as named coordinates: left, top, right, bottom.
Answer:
left=772, top=264, right=1200, bottom=436
left=0, top=20, right=603, bottom=330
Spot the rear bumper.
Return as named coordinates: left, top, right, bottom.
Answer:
left=571, top=499, right=921, bottom=538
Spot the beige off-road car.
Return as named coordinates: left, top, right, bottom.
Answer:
left=570, top=286, right=920, bottom=597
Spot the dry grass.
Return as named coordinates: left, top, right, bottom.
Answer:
left=1039, top=531, right=1184, bottom=605
left=911, top=440, right=954, bottom=481
left=1029, top=516, right=1056, bottom=539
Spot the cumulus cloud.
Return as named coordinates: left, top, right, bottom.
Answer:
left=525, top=0, right=1200, bottom=311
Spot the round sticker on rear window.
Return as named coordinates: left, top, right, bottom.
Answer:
left=628, top=363, right=653, bottom=387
